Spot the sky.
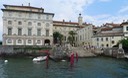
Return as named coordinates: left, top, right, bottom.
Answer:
left=0, top=0, right=128, bottom=41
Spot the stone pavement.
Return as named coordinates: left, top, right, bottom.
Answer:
left=71, top=47, right=102, bottom=57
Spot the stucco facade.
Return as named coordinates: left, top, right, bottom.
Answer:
left=2, top=4, right=54, bottom=45
left=76, top=24, right=93, bottom=46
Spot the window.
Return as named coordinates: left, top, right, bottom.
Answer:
left=18, top=13, right=22, bottom=17
left=8, top=28, right=12, bottom=35
left=28, top=40, right=31, bottom=44
left=46, top=15, right=49, bottom=19
left=101, top=38, right=103, bottom=41
left=8, top=12, right=12, bottom=16
left=55, top=27, right=57, bottom=29
left=37, top=40, right=41, bottom=44
left=46, top=23, right=50, bottom=27
left=37, top=29, right=41, bottom=36
left=28, top=22, right=32, bottom=26
left=37, top=23, right=41, bottom=26
left=38, top=15, right=41, bottom=19
left=126, top=26, right=128, bottom=31
left=8, top=39, right=12, bottom=43
left=29, top=14, right=32, bottom=18
left=8, top=21, right=12, bottom=25
left=101, top=44, right=104, bottom=47
left=46, top=29, right=49, bottom=36
left=106, top=38, right=108, bottom=41
left=97, top=38, right=99, bottom=41
left=28, top=28, right=32, bottom=36
left=80, top=35, right=82, bottom=40
left=18, top=28, right=22, bottom=35
left=18, top=39, right=22, bottom=43
left=18, top=21, right=22, bottom=25
left=106, top=44, right=109, bottom=47
left=112, top=41, right=115, bottom=44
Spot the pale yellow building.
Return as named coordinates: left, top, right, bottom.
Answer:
left=92, top=23, right=127, bottom=48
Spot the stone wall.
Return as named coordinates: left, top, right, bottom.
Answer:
left=0, top=45, right=52, bottom=56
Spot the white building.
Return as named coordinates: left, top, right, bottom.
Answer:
left=2, top=4, right=54, bottom=45
left=76, top=24, right=93, bottom=46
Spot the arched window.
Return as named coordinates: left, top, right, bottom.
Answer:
left=37, top=40, right=41, bottom=44
left=28, top=40, right=31, bottom=44
left=18, top=21, right=22, bottom=25
left=112, top=41, right=115, bottom=44
left=37, top=22, right=41, bottom=26
left=28, top=22, right=32, bottom=26
left=101, top=44, right=104, bottom=47
left=106, top=44, right=109, bottom=47
left=8, top=20, right=12, bottom=25
left=46, top=23, right=50, bottom=27
left=8, top=39, right=12, bottom=43
left=18, top=39, right=22, bottom=43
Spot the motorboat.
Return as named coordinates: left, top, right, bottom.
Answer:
left=32, top=56, right=47, bottom=62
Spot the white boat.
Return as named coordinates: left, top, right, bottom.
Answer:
left=32, top=56, right=47, bottom=62
left=124, top=55, right=128, bottom=59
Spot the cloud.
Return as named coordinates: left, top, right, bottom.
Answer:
left=42, top=0, right=95, bottom=21
left=118, top=6, right=128, bottom=14
left=0, top=0, right=128, bottom=41
left=84, top=14, right=128, bottom=26
left=99, top=0, right=111, bottom=2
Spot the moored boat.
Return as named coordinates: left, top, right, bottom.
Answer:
left=32, top=56, right=47, bottom=62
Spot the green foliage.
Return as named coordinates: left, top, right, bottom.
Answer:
left=53, top=32, right=63, bottom=44
left=118, top=38, right=128, bottom=53
left=68, top=31, right=77, bottom=46
left=119, top=38, right=128, bottom=48
left=0, top=41, right=2, bottom=45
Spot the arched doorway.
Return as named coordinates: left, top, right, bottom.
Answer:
left=44, top=39, right=50, bottom=46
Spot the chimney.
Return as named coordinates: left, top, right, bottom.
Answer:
left=22, top=4, right=23, bottom=6
left=28, top=3, right=30, bottom=6
left=63, top=19, right=65, bottom=22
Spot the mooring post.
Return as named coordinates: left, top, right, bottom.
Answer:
left=76, top=52, right=78, bottom=62
left=70, top=53, right=74, bottom=67
left=46, top=54, right=49, bottom=69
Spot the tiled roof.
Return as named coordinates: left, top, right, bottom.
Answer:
left=105, top=23, right=120, bottom=27
left=94, top=32, right=123, bottom=37
left=121, top=22, right=128, bottom=25
left=3, top=4, right=43, bottom=10
left=53, top=21, right=78, bottom=25
left=53, top=24, right=80, bottom=28
left=101, top=28, right=113, bottom=31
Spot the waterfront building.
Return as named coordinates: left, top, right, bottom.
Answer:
left=121, top=21, right=128, bottom=37
left=53, top=14, right=86, bottom=44
left=53, top=20, right=79, bottom=43
left=76, top=24, right=93, bottom=47
left=92, top=22, right=128, bottom=48
left=1, top=4, right=54, bottom=45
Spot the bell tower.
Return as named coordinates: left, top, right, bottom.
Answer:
left=78, top=13, right=83, bottom=26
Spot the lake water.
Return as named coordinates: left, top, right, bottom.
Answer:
left=0, top=57, right=128, bottom=78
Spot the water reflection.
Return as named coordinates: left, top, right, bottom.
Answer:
left=0, top=60, right=8, bottom=78
left=0, top=57, right=128, bottom=78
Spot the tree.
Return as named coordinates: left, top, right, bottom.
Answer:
left=68, top=31, right=77, bottom=46
left=53, top=32, right=63, bottom=45
left=0, top=41, right=2, bottom=45
left=117, top=38, right=128, bottom=53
